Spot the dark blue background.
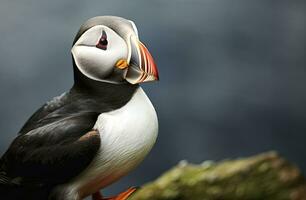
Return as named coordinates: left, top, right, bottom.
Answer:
left=0, top=0, right=305, bottom=197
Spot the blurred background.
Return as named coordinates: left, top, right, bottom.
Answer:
left=0, top=0, right=306, bottom=197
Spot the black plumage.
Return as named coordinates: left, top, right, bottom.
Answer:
left=0, top=17, right=139, bottom=200
left=0, top=78, right=138, bottom=200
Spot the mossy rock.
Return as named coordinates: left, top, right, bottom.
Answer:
left=129, top=152, right=306, bottom=200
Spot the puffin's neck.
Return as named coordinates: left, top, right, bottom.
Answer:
left=71, top=63, right=139, bottom=108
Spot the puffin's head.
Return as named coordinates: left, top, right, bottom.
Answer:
left=72, top=16, right=159, bottom=85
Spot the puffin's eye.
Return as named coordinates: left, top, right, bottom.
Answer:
left=96, top=30, right=108, bottom=50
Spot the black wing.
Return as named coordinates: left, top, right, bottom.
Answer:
left=19, top=92, right=71, bottom=135
left=0, top=94, right=101, bottom=186
left=0, top=83, right=138, bottom=188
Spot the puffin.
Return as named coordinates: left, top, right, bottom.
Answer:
left=0, top=16, right=159, bottom=200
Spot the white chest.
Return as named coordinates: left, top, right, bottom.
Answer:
left=68, top=87, right=158, bottom=196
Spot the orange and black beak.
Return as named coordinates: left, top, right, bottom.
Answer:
left=120, top=35, right=159, bottom=84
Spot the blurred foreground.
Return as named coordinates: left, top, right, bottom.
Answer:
left=130, top=152, right=306, bottom=200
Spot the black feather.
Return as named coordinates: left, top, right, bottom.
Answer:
left=0, top=16, right=139, bottom=199
left=0, top=80, right=138, bottom=198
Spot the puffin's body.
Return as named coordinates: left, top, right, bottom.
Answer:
left=56, top=87, right=158, bottom=199
left=0, top=16, right=159, bottom=200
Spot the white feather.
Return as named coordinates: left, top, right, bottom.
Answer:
left=71, top=25, right=128, bottom=83
left=61, top=87, right=158, bottom=198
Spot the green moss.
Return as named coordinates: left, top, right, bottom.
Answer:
left=129, top=152, right=306, bottom=200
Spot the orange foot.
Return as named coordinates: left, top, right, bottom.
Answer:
left=92, top=187, right=137, bottom=200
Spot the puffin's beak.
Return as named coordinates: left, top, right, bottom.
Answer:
left=124, top=36, right=159, bottom=84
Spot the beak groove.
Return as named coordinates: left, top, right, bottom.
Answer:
left=125, top=36, right=159, bottom=84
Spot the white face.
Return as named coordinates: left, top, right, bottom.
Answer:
left=71, top=25, right=128, bottom=83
